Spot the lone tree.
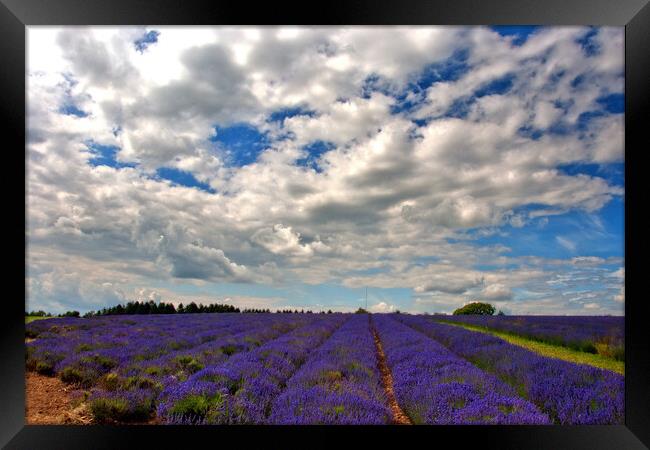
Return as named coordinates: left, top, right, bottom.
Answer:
left=453, top=302, right=495, bottom=316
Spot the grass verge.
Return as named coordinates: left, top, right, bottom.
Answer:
left=437, top=321, right=624, bottom=375
left=26, top=316, right=53, bottom=324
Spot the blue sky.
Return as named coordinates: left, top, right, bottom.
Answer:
left=26, top=26, right=625, bottom=315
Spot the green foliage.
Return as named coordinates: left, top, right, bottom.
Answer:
left=144, top=366, right=163, bottom=376
left=60, top=366, right=94, bottom=386
left=123, top=375, right=163, bottom=391
left=453, top=302, right=496, bottom=316
left=75, top=343, right=93, bottom=353
left=244, top=336, right=262, bottom=347
left=90, top=395, right=153, bottom=423
left=355, top=308, right=369, bottom=314
left=27, top=310, right=52, bottom=317
left=220, top=344, right=238, bottom=356
left=174, top=355, right=204, bottom=374
left=169, top=393, right=225, bottom=422
left=79, top=354, right=117, bottom=370
left=35, top=361, right=54, bottom=375
left=25, top=328, right=39, bottom=338
left=84, top=300, right=239, bottom=316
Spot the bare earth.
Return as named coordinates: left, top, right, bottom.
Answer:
left=25, top=372, right=93, bottom=425
left=371, top=326, right=412, bottom=425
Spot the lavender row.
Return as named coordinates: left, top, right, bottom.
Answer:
left=26, top=313, right=286, bottom=377
left=439, top=315, right=624, bottom=359
left=396, top=315, right=624, bottom=424
left=26, top=314, right=317, bottom=423
left=269, top=315, right=391, bottom=424
left=373, top=315, right=550, bottom=424
left=156, top=315, right=349, bottom=424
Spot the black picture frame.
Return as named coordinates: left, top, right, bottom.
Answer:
left=2, top=0, right=648, bottom=448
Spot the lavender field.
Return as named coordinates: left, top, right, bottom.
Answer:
left=25, top=313, right=624, bottom=425
left=439, top=315, right=624, bottom=360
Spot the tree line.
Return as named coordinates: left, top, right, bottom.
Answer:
left=77, top=301, right=337, bottom=317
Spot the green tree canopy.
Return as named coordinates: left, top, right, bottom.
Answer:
left=452, top=302, right=496, bottom=316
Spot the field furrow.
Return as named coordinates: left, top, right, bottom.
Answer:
left=269, top=315, right=391, bottom=424
left=373, top=315, right=550, bottom=424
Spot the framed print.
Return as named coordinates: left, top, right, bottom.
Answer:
left=2, top=0, right=649, bottom=448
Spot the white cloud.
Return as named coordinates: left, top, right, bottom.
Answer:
left=481, top=283, right=513, bottom=301
left=369, top=301, right=396, bottom=313
left=556, top=236, right=577, bottom=252
left=583, top=302, right=601, bottom=310
left=25, top=26, right=624, bottom=314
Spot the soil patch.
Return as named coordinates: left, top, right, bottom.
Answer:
left=26, top=372, right=93, bottom=425
left=371, top=325, right=412, bottom=425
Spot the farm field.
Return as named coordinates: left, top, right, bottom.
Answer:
left=437, top=321, right=625, bottom=375
left=25, top=316, right=53, bottom=324
left=25, top=313, right=624, bottom=425
left=438, top=315, right=624, bottom=360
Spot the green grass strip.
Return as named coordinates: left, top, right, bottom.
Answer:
left=436, top=321, right=624, bottom=376
left=25, top=316, right=52, bottom=323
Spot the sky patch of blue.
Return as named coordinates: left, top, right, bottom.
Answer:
left=390, top=49, right=471, bottom=115
left=517, top=125, right=544, bottom=140
left=576, top=110, right=607, bottom=132
left=134, top=30, right=160, bottom=53
left=491, top=26, right=542, bottom=46
left=596, top=93, right=624, bottom=114
left=443, top=97, right=473, bottom=119
left=86, top=142, right=136, bottom=169
left=412, top=49, right=470, bottom=91
left=59, top=103, right=88, bottom=118
left=146, top=280, right=413, bottom=312
left=268, top=106, right=315, bottom=124
left=296, top=140, right=335, bottom=172
left=474, top=73, right=516, bottom=98
left=557, top=162, right=624, bottom=186
left=576, top=27, right=600, bottom=57
left=155, top=167, right=215, bottom=193
left=361, top=74, right=393, bottom=99
left=467, top=198, right=624, bottom=260
left=210, top=123, right=270, bottom=167
left=58, top=73, right=89, bottom=118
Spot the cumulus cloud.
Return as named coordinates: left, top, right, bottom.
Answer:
left=369, top=301, right=396, bottom=313
left=480, top=283, right=513, bottom=301
left=25, top=26, right=624, bottom=314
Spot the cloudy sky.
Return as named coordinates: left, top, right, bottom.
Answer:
left=26, top=26, right=624, bottom=315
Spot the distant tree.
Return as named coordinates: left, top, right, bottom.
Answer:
left=327, top=309, right=332, bottom=314
left=59, top=310, right=80, bottom=318
left=355, top=308, right=368, bottom=314
left=395, top=310, right=401, bottom=314
left=185, top=302, right=199, bottom=314
left=453, top=302, right=496, bottom=316
left=497, top=310, right=506, bottom=316
left=177, top=303, right=185, bottom=314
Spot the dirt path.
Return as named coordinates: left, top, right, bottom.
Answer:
left=25, top=372, right=93, bottom=425
left=371, top=323, right=412, bottom=425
